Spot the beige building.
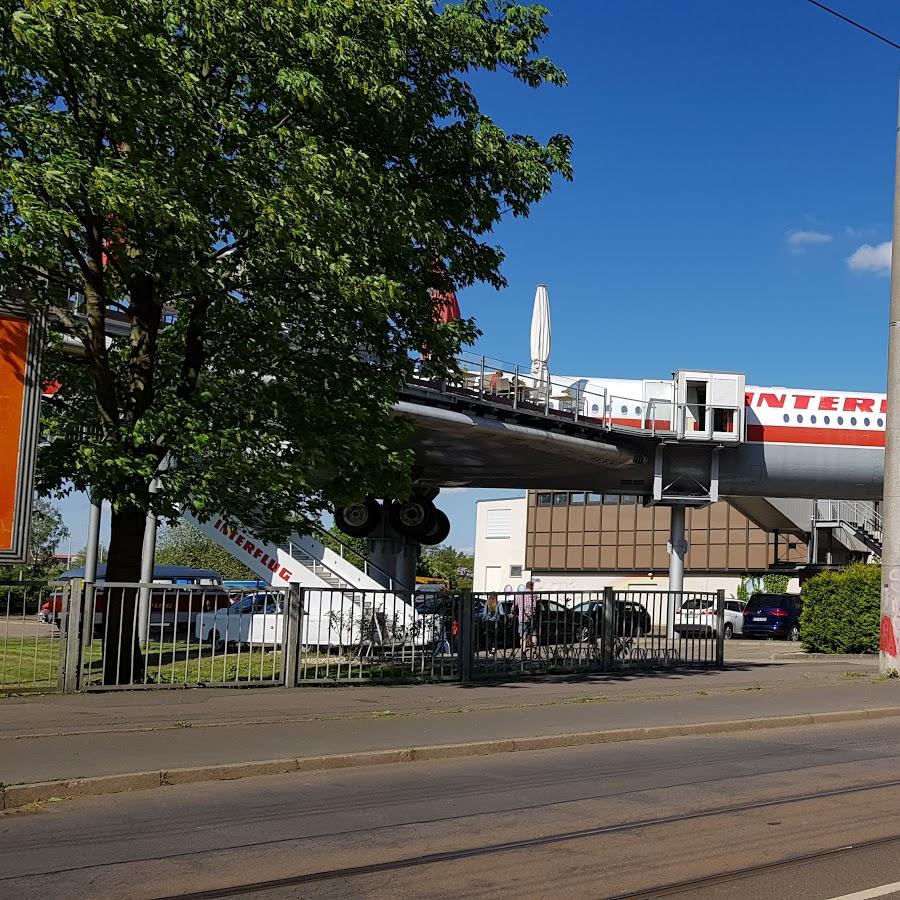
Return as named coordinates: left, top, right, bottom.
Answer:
left=472, top=491, right=847, bottom=597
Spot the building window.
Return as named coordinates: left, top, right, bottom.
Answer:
left=536, top=492, right=552, bottom=506
left=603, top=495, right=619, bottom=505
left=621, top=495, right=638, bottom=504
left=510, top=565, right=523, bottom=578
left=586, top=493, right=603, bottom=505
left=570, top=492, right=585, bottom=505
left=553, top=491, right=569, bottom=506
left=485, top=507, right=512, bottom=538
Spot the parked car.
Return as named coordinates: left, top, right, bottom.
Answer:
left=673, top=597, right=746, bottom=639
left=39, top=565, right=231, bottom=634
left=571, top=599, right=653, bottom=637
left=195, top=592, right=283, bottom=650
left=477, top=598, right=596, bottom=646
left=741, top=593, right=802, bottom=641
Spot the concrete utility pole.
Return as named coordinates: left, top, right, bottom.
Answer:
left=881, top=84, right=900, bottom=674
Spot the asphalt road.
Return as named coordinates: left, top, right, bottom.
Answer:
left=6, top=718, right=900, bottom=899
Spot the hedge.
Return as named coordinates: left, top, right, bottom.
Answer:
left=799, top=563, right=880, bottom=654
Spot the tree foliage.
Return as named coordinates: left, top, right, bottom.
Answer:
left=418, top=544, right=473, bottom=591
left=1, top=0, right=569, bottom=680
left=0, top=496, right=69, bottom=580
left=800, top=563, right=880, bottom=654
left=762, top=573, right=790, bottom=594
left=1, top=0, right=570, bottom=567
left=155, top=521, right=255, bottom=581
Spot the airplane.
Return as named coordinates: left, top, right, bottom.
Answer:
left=399, top=362, right=886, bottom=505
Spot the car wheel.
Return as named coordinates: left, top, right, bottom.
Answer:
left=787, top=625, right=801, bottom=642
left=335, top=498, right=381, bottom=538
left=212, top=630, right=226, bottom=653
left=723, top=623, right=734, bottom=640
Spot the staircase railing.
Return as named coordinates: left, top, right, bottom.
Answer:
left=284, top=525, right=402, bottom=592
left=814, top=499, right=883, bottom=548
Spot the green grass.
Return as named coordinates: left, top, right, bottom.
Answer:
left=1, top=634, right=463, bottom=691
left=0, top=635, right=61, bottom=688
left=1, top=636, right=282, bottom=690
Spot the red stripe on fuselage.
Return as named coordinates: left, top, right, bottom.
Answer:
left=746, top=424, right=884, bottom=448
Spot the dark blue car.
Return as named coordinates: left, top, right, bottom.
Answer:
left=741, top=593, right=802, bottom=641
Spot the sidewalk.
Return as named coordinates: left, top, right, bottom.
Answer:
left=1, top=654, right=896, bottom=808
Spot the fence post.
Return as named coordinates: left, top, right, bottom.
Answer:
left=61, top=581, right=85, bottom=692
left=458, top=592, right=474, bottom=683
left=282, top=584, right=303, bottom=687
left=601, top=586, right=615, bottom=671
left=715, top=588, right=726, bottom=667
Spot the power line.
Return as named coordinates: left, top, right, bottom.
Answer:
left=805, top=0, right=900, bottom=52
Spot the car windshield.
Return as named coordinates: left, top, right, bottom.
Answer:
left=680, top=599, right=713, bottom=611
left=230, top=594, right=271, bottom=613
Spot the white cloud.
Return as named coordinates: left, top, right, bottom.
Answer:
left=847, top=241, right=892, bottom=274
left=786, top=229, right=833, bottom=249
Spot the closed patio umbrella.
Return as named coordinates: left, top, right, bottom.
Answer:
left=530, top=283, right=551, bottom=397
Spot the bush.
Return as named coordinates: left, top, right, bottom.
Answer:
left=800, top=563, right=880, bottom=654
left=762, top=573, right=789, bottom=594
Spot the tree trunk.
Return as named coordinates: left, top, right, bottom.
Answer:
left=101, top=504, right=147, bottom=685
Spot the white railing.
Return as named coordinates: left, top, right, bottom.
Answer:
left=409, top=351, right=742, bottom=442
left=815, top=499, right=883, bottom=543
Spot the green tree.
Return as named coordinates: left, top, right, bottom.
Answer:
left=418, top=544, right=474, bottom=591
left=1, top=1, right=569, bottom=682
left=155, top=522, right=256, bottom=582
left=0, top=496, right=69, bottom=580
left=762, top=573, right=790, bottom=594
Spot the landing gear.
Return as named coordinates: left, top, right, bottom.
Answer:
left=335, top=495, right=449, bottom=545
left=389, top=498, right=436, bottom=539
left=334, top=498, right=382, bottom=538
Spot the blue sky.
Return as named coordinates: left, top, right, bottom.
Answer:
left=55, top=1, right=900, bottom=554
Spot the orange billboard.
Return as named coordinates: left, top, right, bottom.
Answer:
left=0, top=302, right=43, bottom=563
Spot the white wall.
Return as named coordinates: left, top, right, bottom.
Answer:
left=473, top=497, right=530, bottom=592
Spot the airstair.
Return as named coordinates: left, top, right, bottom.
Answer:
left=812, top=499, right=882, bottom=559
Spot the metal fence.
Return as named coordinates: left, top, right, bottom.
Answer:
left=1, top=584, right=724, bottom=693
left=0, top=580, right=66, bottom=692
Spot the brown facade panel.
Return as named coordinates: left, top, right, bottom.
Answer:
left=567, top=547, right=584, bottom=569
left=708, top=545, right=727, bottom=569
left=709, top=504, right=728, bottom=528
left=568, top=507, right=585, bottom=531
left=524, top=493, right=803, bottom=575
left=534, top=507, right=551, bottom=531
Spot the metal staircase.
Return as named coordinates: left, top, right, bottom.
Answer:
left=812, top=500, right=883, bottom=558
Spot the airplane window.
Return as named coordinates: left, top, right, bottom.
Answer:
left=851, top=417, right=857, bottom=426
left=810, top=415, right=817, bottom=424
left=783, top=414, right=789, bottom=423
left=591, top=404, right=600, bottom=414
left=620, top=405, right=627, bottom=414
left=824, top=416, right=830, bottom=424
left=635, top=406, right=642, bottom=415
left=837, top=416, right=844, bottom=425
left=864, top=418, right=871, bottom=427
left=879, top=418, right=885, bottom=427
left=797, top=414, right=803, bottom=423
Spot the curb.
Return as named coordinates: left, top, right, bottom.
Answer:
left=4, top=705, right=900, bottom=811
